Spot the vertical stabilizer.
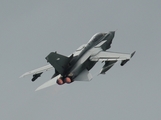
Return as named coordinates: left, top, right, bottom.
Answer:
left=46, top=52, right=73, bottom=75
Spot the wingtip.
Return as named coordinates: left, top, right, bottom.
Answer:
left=131, top=51, right=136, bottom=58
left=35, top=87, right=41, bottom=91
left=19, top=74, right=25, bottom=78
left=35, top=84, right=47, bottom=91
left=34, top=75, right=60, bottom=91
left=19, top=76, right=23, bottom=78
left=19, top=72, right=32, bottom=78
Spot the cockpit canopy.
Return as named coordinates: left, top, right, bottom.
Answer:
left=88, top=33, right=106, bottom=44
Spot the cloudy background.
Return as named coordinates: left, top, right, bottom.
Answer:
left=0, top=0, right=161, bottom=120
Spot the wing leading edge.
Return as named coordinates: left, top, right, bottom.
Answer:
left=20, top=64, right=53, bottom=78
left=90, top=51, right=135, bottom=62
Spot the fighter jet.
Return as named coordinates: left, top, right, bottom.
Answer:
left=20, top=31, right=135, bottom=91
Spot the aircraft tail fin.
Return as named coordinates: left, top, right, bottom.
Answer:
left=46, top=52, right=73, bottom=75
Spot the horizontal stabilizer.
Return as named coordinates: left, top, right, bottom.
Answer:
left=35, top=74, right=61, bottom=91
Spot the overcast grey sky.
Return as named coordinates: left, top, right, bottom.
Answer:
left=0, top=0, right=161, bottom=120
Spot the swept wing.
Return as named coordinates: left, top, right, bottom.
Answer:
left=90, top=51, right=134, bottom=61
left=20, top=64, right=53, bottom=78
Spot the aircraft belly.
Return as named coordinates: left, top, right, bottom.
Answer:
left=69, top=58, right=86, bottom=79
left=69, top=47, right=102, bottom=78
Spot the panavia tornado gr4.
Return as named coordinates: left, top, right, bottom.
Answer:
left=20, top=31, right=135, bottom=91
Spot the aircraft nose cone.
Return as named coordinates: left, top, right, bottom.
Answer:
left=110, top=31, right=115, bottom=36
